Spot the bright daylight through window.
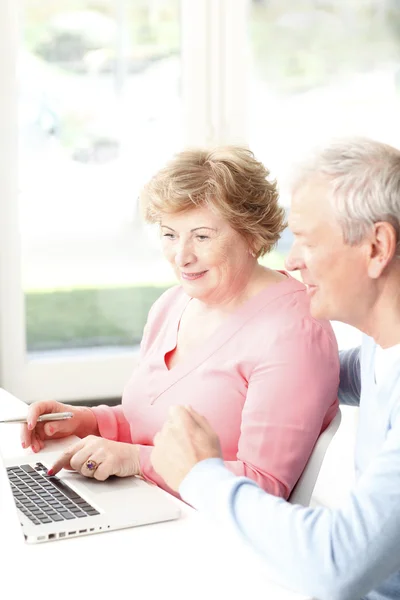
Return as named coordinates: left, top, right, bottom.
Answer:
left=1, top=0, right=399, bottom=400
left=20, top=0, right=181, bottom=353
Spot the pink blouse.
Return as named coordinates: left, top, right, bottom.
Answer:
left=92, top=273, right=339, bottom=498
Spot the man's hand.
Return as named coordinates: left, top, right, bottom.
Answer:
left=151, top=405, right=222, bottom=492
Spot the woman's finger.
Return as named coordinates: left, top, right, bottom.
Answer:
left=70, top=445, right=97, bottom=475
left=26, top=401, right=57, bottom=430
left=91, top=453, right=110, bottom=481
left=20, top=423, right=32, bottom=449
left=21, top=400, right=59, bottom=448
left=31, top=430, right=41, bottom=453
left=48, top=440, right=86, bottom=475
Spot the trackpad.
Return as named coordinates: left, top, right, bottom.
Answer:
left=61, top=471, right=142, bottom=496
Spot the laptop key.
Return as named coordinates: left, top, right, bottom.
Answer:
left=41, top=495, right=54, bottom=502
left=46, top=476, right=84, bottom=500
left=21, top=465, right=36, bottom=473
left=79, top=501, right=94, bottom=509
left=50, top=514, right=64, bottom=522
left=58, top=512, right=76, bottom=520
left=33, top=499, right=47, bottom=506
left=38, top=516, right=52, bottom=524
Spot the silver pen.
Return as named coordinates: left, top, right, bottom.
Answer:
left=0, top=412, right=73, bottom=424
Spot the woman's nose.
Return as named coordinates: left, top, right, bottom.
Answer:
left=174, top=243, right=195, bottom=267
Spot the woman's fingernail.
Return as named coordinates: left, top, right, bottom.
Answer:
left=21, top=441, right=26, bottom=448
left=28, top=421, right=33, bottom=430
left=47, top=469, right=54, bottom=476
left=48, top=426, right=54, bottom=435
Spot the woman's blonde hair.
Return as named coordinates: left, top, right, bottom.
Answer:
left=141, top=146, right=286, bottom=257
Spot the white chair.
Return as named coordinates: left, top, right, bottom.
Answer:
left=289, top=408, right=342, bottom=506
left=289, top=405, right=359, bottom=508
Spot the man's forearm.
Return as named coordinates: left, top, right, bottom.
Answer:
left=180, top=456, right=400, bottom=600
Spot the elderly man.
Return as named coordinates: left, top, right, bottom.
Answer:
left=151, top=137, right=400, bottom=600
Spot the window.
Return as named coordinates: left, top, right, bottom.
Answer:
left=20, top=1, right=181, bottom=357
left=0, top=0, right=245, bottom=402
left=248, top=0, right=400, bottom=348
left=1, top=0, right=394, bottom=401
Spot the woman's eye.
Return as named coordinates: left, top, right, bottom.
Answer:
left=162, top=233, right=175, bottom=239
left=196, top=235, right=209, bottom=241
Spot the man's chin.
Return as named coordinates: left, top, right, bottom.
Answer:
left=309, top=297, right=328, bottom=320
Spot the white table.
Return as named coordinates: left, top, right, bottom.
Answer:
left=0, top=391, right=309, bottom=600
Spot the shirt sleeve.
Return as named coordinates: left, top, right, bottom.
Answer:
left=90, top=404, right=133, bottom=443
left=339, top=347, right=361, bottom=406
left=180, top=409, right=400, bottom=600
left=223, top=316, right=339, bottom=498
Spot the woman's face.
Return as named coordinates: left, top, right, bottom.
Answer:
left=160, top=205, right=255, bottom=305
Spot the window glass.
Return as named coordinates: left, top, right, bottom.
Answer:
left=20, top=0, right=181, bottom=351
left=249, top=0, right=399, bottom=347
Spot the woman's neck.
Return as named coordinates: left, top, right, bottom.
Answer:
left=195, top=266, right=287, bottom=315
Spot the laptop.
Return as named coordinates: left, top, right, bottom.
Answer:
left=0, top=400, right=181, bottom=545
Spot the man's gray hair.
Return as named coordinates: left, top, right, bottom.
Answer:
left=292, top=137, right=400, bottom=256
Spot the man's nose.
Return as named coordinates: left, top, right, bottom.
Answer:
left=285, top=245, right=303, bottom=272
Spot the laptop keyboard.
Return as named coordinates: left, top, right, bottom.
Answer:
left=6, top=462, right=100, bottom=526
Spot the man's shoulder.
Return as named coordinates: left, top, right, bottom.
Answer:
left=360, top=334, right=377, bottom=354
left=359, top=335, right=378, bottom=377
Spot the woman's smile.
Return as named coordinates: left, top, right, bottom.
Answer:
left=180, top=270, right=208, bottom=281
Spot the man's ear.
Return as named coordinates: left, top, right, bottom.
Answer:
left=368, top=221, right=398, bottom=278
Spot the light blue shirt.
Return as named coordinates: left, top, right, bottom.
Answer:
left=180, top=335, right=400, bottom=600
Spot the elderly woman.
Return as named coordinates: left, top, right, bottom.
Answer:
left=21, top=147, right=339, bottom=499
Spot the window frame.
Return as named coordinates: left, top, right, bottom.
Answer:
left=0, top=0, right=249, bottom=403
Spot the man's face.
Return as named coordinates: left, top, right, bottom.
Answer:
left=285, top=176, right=371, bottom=325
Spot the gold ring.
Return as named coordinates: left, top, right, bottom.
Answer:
left=85, top=459, right=98, bottom=472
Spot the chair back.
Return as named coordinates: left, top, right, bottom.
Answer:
left=289, top=408, right=342, bottom=506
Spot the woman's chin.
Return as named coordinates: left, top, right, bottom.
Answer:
left=181, top=281, right=209, bottom=300
left=182, top=284, right=204, bottom=298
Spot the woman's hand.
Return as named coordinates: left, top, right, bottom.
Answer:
left=20, top=400, right=99, bottom=453
left=47, top=436, right=141, bottom=480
